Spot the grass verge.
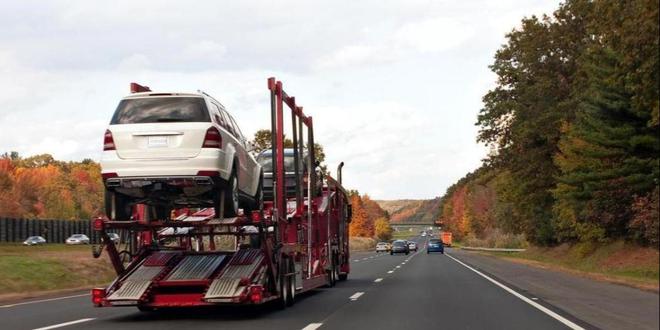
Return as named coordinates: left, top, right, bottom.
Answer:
left=0, top=244, right=115, bottom=300
left=349, top=237, right=376, bottom=252
left=478, top=240, right=659, bottom=291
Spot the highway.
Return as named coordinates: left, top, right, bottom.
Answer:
left=0, top=236, right=655, bottom=330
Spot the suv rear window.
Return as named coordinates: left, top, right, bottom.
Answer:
left=111, top=97, right=210, bottom=124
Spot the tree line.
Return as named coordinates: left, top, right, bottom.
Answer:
left=348, top=192, right=393, bottom=241
left=0, top=153, right=103, bottom=220
left=439, top=0, right=658, bottom=247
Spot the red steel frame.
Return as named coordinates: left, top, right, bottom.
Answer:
left=91, top=78, right=351, bottom=309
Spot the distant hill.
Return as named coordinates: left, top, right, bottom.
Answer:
left=375, top=198, right=442, bottom=223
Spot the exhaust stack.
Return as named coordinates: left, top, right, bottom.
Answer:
left=337, top=162, right=344, bottom=185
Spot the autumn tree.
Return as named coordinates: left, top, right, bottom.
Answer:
left=348, top=194, right=372, bottom=237
left=374, top=217, right=393, bottom=241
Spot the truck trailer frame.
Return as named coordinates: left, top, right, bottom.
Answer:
left=91, top=78, right=351, bottom=310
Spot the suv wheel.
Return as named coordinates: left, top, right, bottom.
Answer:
left=223, top=169, right=239, bottom=217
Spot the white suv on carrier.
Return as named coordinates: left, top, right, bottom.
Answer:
left=101, top=86, right=262, bottom=220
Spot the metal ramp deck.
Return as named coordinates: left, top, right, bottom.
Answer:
left=204, top=249, right=264, bottom=301
left=106, top=251, right=178, bottom=301
left=165, top=254, right=226, bottom=281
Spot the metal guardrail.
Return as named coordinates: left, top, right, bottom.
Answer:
left=461, top=247, right=526, bottom=252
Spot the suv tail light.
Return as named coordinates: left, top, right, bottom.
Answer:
left=202, top=127, right=222, bottom=148
left=103, top=130, right=116, bottom=151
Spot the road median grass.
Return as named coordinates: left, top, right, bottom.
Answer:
left=474, top=240, right=659, bottom=291
left=349, top=237, right=376, bottom=252
left=0, top=244, right=115, bottom=301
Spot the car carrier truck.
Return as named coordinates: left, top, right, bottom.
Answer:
left=91, top=78, right=351, bottom=310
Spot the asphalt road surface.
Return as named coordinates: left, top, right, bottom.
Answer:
left=0, top=236, right=655, bottom=330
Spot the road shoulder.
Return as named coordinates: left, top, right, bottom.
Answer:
left=449, top=249, right=659, bottom=330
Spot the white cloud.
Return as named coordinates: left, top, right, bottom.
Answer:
left=394, top=17, right=474, bottom=53
left=117, top=53, right=151, bottom=71
left=182, top=40, right=227, bottom=60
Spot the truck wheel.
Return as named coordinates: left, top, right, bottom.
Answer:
left=276, top=262, right=290, bottom=309
left=338, top=273, right=348, bottom=281
left=137, top=305, right=155, bottom=312
left=287, top=259, right=296, bottom=306
left=225, top=170, right=240, bottom=217
left=104, top=191, right=131, bottom=220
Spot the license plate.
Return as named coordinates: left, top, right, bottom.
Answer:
left=148, top=136, right=168, bottom=148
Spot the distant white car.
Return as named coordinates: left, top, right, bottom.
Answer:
left=407, top=241, right=418, bottom=252
left=107, top=233, right=120, bottom=244
left=23, top=236, right=46, bottom=246
left=100, top=88, right=263, bottom=220
left=376, top=242, right=390, bottom=253
left=66, top=234, right=90, bottom=245
left=421, top=232, right=427, bottom=237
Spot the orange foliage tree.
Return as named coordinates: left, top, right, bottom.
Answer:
left=0, top=153, right=104, bottom=220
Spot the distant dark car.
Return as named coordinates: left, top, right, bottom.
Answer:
left=257, top=148, right=308, bottom=200
left=23, top=236, right=46, bottom=246
left=427, top=238, right=444, bottom=254
left=390, top=240, right=410, bottom=255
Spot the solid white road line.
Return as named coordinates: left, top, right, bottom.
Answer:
left=445, top=254, right=585, bottom=330
left=33, top=318, right=96, bottom=330
left=349, top=292, right=364, bottom=301
left=374, top=278, right=383, bottom=283
left=0, top=294, right=89, bottom=308
left=302, top=323, right=323, bottom=330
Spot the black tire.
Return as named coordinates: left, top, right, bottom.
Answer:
left=276, top=261, right=290, bottom=309
left=252, top=173, right=264, bottom=212
left=390, top=251, right=393, bottom=255
left=225, top=169, right=240, bottom=217
left=137, top=305, right=155, bottom=312
left=405, top=251, right=409, bottom=255
left=286, top=267, right=295, bottom=306
left=338, top=273, right=348, bottom=281
left=104, top=191, right=131, bottom=220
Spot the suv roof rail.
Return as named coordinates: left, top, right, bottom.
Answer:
left=198, top=89, right=226, bottom=109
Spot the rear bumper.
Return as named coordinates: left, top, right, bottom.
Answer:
left=101, top=149, right=229, bottom=179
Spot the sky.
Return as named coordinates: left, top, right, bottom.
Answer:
left=0, top=0, right=559, bottom=200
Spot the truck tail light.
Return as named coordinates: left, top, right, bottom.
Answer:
left=249, top=285, right=263, bottom=304
left=93, top=218, right=104, bottom=231
left=92, top=288, right=106, bottom=306
left=251, top=210, right=261, bottom=223
left=103, top=130, right=116, bottom=151
left=202, top=127, right=222, bottom=148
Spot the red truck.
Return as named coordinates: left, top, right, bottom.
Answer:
left=91, top=78, right=351, bottom=310
left=441, top=231, right=453, bottom=247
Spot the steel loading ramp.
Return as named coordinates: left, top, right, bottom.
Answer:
left=107, top=252, right=227, bottom=302
left=107, top=251, right=177, bottom=301
left=204, top=249, right=264, bottom=301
